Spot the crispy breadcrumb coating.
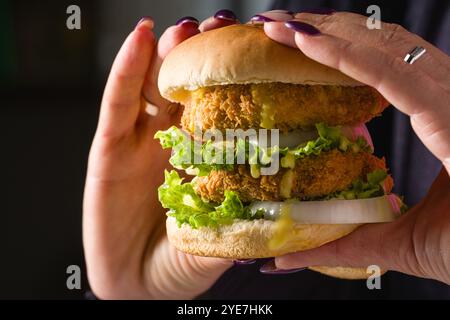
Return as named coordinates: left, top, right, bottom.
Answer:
left=194, top=150, right=392, bottom=203
left=181, top=83, right=388, bottom=133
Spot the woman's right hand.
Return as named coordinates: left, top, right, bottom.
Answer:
left=83, top=11, right=238, bottom=299
left=256, top=10, right=450, bottom=284
left=261, top=10, right=450, bottom=174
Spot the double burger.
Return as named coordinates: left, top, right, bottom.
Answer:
left=155, top=24, right=405, bottom=279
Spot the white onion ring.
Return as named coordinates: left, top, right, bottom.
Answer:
left=249, top=195, right=402, bottom=224
left=278, top=129, right=318, bottom=148
left=276, top=124, right=373, bottom=149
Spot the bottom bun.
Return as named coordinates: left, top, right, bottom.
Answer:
left=166, top=217, right=373, bottom=279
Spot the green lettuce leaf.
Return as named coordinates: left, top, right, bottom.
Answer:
left=155, top=124, right=371, bottom=176
left=159, top=170, right=393, bottom=228
left=331, top=169, right=388, bottom=200
left=154, top=127, right=233, bottom=176
left=158, top=170, right=263, bottom=228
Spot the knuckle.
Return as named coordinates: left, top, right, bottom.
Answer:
left=334, top=40, right=354, bottom=71
left=312, top=13, right=335, bottom=30
left=294, top=12, right=334, bottom=30
left=383, top=23, right=407, bottom=42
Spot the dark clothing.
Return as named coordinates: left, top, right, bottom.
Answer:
left=202, top=0, right=450, bottom=299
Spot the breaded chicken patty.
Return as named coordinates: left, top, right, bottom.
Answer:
left=194, top=150, right=393, bottom=203
left=181, top=83, right=388, bottom=133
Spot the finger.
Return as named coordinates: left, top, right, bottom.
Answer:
left=97, top=19, right=155, bottom=138
left=276, top=168, right=450, bottom=277
left=249, top=9, right=294, bottom=23
left=199, top=9, right=239, bottom=32
left=291, top=27, right=444, bottom=118
left=292, top=12, right=450, bottom=89
left=294, top=11, right=449, bottom=62
left=275, top=215, right=420, bottom=276
left=288, top=28, right=450, bottom=164
left=142, top=17, right=200, bottom=109
left=264, top=21, right=297, bottom=47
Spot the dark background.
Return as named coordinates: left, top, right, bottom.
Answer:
left=1, top=0, right=449, bottom=299
left=0, top=0, right=271, bottom=299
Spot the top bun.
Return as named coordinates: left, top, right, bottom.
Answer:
left=158, top=24, right=363, bottom=102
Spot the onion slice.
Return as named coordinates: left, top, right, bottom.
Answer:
left=278, top=129, right=318, bottom=148
left=249, top=195, right=402, bottom=224
left=272, top=124, right=374, bottom=149
left=342, top=124, right=374, bottom=151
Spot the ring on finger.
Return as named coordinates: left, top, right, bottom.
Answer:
left=141, top=96, right=159, bottom=116
left=404, top=46, right=427, bottom=65
left=141, top=96, right=181, bottom=116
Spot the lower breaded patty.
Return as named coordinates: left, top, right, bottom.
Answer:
left=181, top=83, right=388, bottom=133
left=194, top=150, right=392, bottom=203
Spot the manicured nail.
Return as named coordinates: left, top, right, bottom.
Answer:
left=176, top=16, right=199, bottom=27
left=136, top=16, right=153, bottom=29
left=251, top=10, right=294, bottom=24
left=285, top=20, right=321, bottom=35
left=214, top=9, right=237, bottom=21
left=259, top=259, right=306, bottom=274
left=251, top=14, right=274, bottom=23
left=302, top=8, right=336, bottom=15
left=233, top=259, right=257, bottom=265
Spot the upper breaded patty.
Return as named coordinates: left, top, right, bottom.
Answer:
left=194, top=150, right=392, bottom=203
left=181, top=83, right=388, bottom=133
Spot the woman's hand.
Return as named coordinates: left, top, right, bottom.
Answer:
left=256, top=10, right=450, bottom=284
left=83, top=12, right=238, bottom=299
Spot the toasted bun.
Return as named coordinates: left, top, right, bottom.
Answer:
left=158, top=24, right=363, bottom=102
left=166, top=217, right=372, bottom=279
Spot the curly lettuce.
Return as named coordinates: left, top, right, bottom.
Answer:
left=155, top=123, right=370, bottom=176
left=159, top=170, right=393, bottom=228
left=331, top=170, right=388, bottom=200
left=154, top=127, right=233, bottom=176
left=158, top=170, right=263, bottom=228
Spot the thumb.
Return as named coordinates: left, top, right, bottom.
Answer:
left=275, top=214, right=417, bottom=274
left=142, top=21, right=200, bottom=108
left=276, top=168, right=450, bottom=278
left=147, top=238, right=232, bottom=299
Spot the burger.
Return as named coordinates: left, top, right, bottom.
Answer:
left=155, top=24, right=405, bottom=279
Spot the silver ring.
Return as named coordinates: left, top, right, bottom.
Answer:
left=141, top=96, right=159, bottom=116
left=404, top=46, right=426, bottom=65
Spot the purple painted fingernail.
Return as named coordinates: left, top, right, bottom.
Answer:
left=251, top=10, right=295, bottom=24
left=259, top=259, right=306, bottom=274
left=233, top=259, right=257, bottom=265
left=214, top=9, right=237, bottom=21
left=250, top=14, right=274, bottom=23
left=302, top=8, right=336, bottom=15
left=285, top=20, right=321, bottom=36
left=176, top=16, right=199, bottom=27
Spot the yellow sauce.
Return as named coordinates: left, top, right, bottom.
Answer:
left=171, top=89, right=191, bottom=104
left=250, top=164, right=261, bottom=179
left=280, top=169, right=294, bottom=199
left=191, top=87, right=206, bottom=101
left=280, top=152, right=295, bottom=169
left=269, top=203, right=294, bottom=250
left=251, top=85, right=276, bottom=129
left=260, top=103, right=276, bottom=129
